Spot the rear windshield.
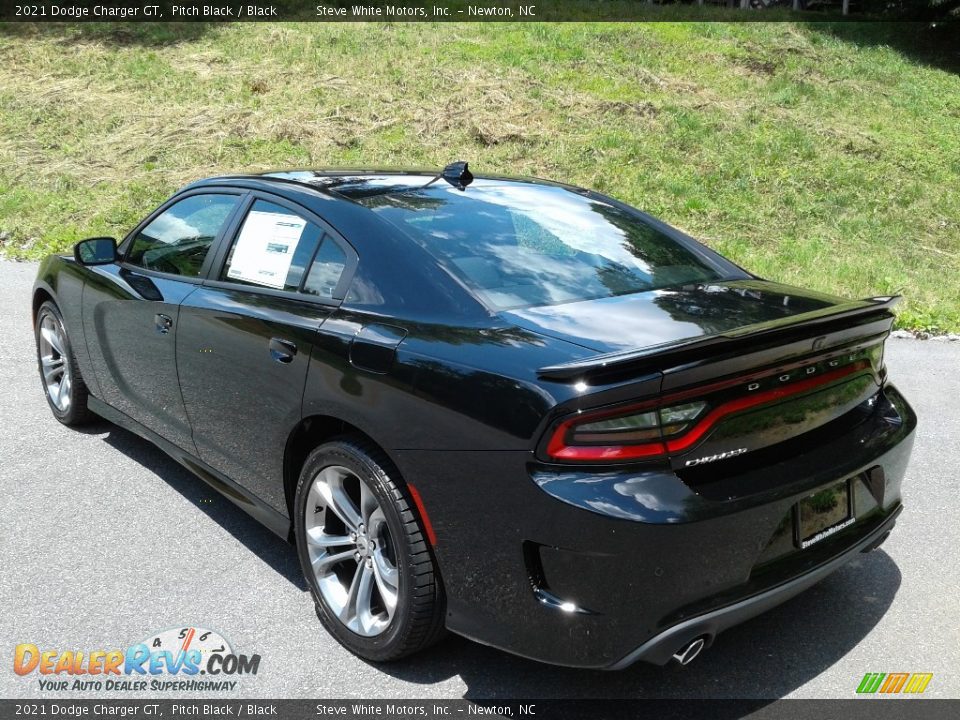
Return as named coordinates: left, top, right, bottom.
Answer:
left=361, top=183, right=725, bottom=310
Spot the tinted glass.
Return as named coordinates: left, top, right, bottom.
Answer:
left=128, top=194, right=239, bottom=277
left=362, top=184, right=724, bottom=310
left=222, top=200, right=323, bottom=292
left=302, top=238, right=347, bottom=299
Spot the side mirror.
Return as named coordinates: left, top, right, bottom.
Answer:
left=74, top=237, right=118, bottom=266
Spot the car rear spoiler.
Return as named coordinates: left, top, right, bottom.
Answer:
left=537, top=296, right=901, bottom=382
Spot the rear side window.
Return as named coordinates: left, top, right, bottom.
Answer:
left=221, top=199, right=350, bottom=299
left=127, top=194, right=239, bottom=277
left=222, top=200, right=323, bottom=292
left=302, top=239, right=347, bottom=299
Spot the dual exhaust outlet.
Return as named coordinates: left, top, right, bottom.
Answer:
left=671, top=636, right=707, bottom=666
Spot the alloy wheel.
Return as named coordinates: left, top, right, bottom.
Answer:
left=305, top=465, right=400, bottom=637
left=38, top=309, right=72, bottom=413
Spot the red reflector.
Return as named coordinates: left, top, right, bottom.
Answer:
left=406, top=482, right=437, bottom=547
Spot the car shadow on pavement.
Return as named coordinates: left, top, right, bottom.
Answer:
left=85, top=420, right=901, bottom=701
left=95, top=420, right=307, bottom=591
left=374, top=551, right=902, bottom=701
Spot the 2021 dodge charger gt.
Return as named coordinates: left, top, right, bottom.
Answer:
left=33, top=163, right=916, bottom=669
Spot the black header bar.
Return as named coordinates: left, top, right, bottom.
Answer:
left=1, top=0, right=954, bottom=21
left=1, top=699, right=958, bottom=720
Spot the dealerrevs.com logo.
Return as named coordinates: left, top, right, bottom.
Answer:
left=13, top=627, right=260, bottom=692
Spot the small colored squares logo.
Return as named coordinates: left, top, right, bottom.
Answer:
left=857, top=672, right=933, bottom=695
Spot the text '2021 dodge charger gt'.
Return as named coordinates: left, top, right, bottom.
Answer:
left=33, top=163, right=916, bottom=669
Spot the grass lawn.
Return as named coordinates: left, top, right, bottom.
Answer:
left=1, top=21, right=958, bottom=332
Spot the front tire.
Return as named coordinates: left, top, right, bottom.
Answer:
left=34, top=300, right=95, bottom=426
left=294, top=437, right=445, bottom=661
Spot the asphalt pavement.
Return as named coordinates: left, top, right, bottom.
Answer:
left=1, top=259, right=958, bottom=700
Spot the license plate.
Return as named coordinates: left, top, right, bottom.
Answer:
left=796, top=479, right=854, bottom=549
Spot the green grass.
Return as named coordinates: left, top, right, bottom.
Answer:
left=1, top=21, right=958, bottom=332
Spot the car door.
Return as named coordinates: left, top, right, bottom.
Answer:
left=82, top=191, right=244, bottom=452
left=176, top=194, right=356, bottom=513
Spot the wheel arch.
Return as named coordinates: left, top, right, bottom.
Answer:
left=32, top=286, right=55, bottom=323
left=283, top=414, right=401, bottom=538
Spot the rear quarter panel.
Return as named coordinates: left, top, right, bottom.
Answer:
left=301, top=310, right=593, bottom=453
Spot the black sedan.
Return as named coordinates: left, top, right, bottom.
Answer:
left=32, top=163, right=916, bottom=668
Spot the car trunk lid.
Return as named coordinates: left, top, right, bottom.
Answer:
left=528, top=281, right=898, bottom=466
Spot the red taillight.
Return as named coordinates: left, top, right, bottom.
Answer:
left=545, top=402, right=702, bottom=462
left=544, top=360, right=871, bottom=463
left=546, top=431, right=666, bottom=461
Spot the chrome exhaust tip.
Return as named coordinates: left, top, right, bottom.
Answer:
left=671, top=636, right=706, bottom=666
left=860, top=530, right=891, bottom=554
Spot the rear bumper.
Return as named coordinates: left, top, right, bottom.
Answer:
left=607, top=504, right=900, bottom=668
left=393, top=383, right=916, bottom=669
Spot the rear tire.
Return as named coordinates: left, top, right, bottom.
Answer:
left=34, top=300, right=95, bottom=426
left=293, top=437, right=446, bottom=661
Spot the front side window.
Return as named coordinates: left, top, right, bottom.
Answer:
left=127, top=194, right=239, bottom=277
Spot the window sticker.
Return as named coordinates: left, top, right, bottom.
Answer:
left=226, top=210, right=307, bottom=289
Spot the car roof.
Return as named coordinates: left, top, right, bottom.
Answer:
left=177, top=169, right=656, bottom=324
left=186, top=168, right=578, bottom=203
left=181, top=170, right=535, bottom=322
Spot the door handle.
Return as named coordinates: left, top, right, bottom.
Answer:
left=155, top=313, right=173, bottom=334
left=269, top=337, right=297, bottom=364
